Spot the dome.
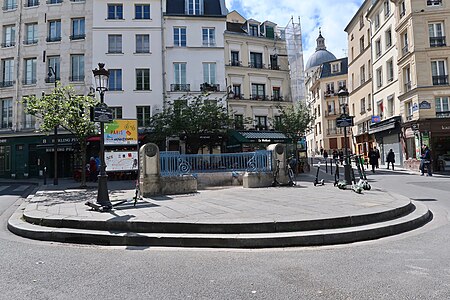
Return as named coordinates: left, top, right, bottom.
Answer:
left=305, top=30, right=337, bottom=70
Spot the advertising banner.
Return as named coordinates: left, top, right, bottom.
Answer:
left=104, top=119, right=138, bottom=145
left=105, top=151, right=138, bottom=172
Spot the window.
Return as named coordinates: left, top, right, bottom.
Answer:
left=385, top=59, right=393, bottom=82
left=47, top=20, right=61, bottom=42
left=431, top=60, right=448, bottom=85
left=0, top=98, right=13, bottom=129
left=71, top=18, right=85, bottom=40
left=427, top=0, right=442, bottom=6
left=331, top=62, right=340, bottom=73
left=230, top=51, right=239, bottom=66
left=375, top=39, right=382, bottom=58
left=374, top=13, right=380, bottom=30
left=429, top=22, right=446, bottom=47
left=135, top=4, right=150, bottom=19
left=136, top=69, right=150, bottom=90
left=377, top=100, right=384, bottom=119
left=401, top=31, right=408, bottom=55
left=360, top=65, right=366, bottom=85
left=326, top=82, right=335, bottom=94
left=24, top=58, right=37, bottom=85
left=173, top=27, right=186, bottom=47
left=1, top=58, right=14, bottom=87
left=251, top=83, right=265, bottom=100
left=173, top=63, right=187, bottom=86
left=387, top=95, right=394, bottom=117
left=110, top=107, right=123, bottom=119
left=435, top=97, right=449, bottom=112
left=368, top=94, right=372, bottom=110
left=405, top=101, right=413, bottom=120
left=22, top=98, right=36, bottom=129
left=385, top=28, right=392, bottom=48
left=399, top=1, right=406, bottom=17
left=250, top=52, right=263, bottom=68
left=376, top=67, right=383, bottom=88
left=270, top=55, right=279, bottom=70
left=249, top=24, right=258, bottom=36
left=360, top=98, right=366, bottom=113
left=327, top=101, right=336, bottom=114
left=46, top=56, right=60, bottom=82
left=234, top=114, right=244, bottom=129
left=232, top=84, right=241, bottom=98
left=255, top=116, right=267, bottom=130
left=136, top=106, right=151, bottom=127
left=202, top=63, right=216, bottom=84
left=274, top=115, right=282, bottom=130
left=186, top=0, right=203, bottom=15
left=70, top=54, right=84, bottom=82
left=384, top=0, right=390, bottom=17
left=108, top=69, right=122, bottom=91
left=272, top=87, right=281, bottom=100
left=359, top=36, right=365, bottom=53
left=25, top=23, right=38, bottom=44
left=265, top=26, right=274, bottom=39
left=359, top=14, right=364, bottom=29
left=2, top=25, right=15, bottom=47
left=202, top=28, right=215, bottom=47
left=404, top=66, right=411, bottom=92
left=338, top=80, right=346, bottom=89
left=3, top=0, right=17, bottom=10
left=136, top=34, right=150, bottom=53
left=25, top=0, right=39, bottom=7
left=108, top=4, right=123, bottom=19
left=108, top=35, right=122, bottom=53
left=47, top=0, right=62, bottom=4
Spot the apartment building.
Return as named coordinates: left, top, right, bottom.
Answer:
left=392, top=0, right=450, bottom=171
left=367, top=0, right=403, bottom=166
left=224, top=11, right=293, bottom=151
left=0, top=0, right=92, bottom=179
left=92, top=0, right=164, bottom=127
left=345, top=0, right=374, bottom=160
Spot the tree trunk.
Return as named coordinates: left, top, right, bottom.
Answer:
left=80, top=140, right=87, bottom=187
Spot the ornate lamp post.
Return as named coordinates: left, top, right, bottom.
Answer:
left=47, top=66, right=58, bottom=185
left=337, top=88, right=352, bottom=185
left=92, top=63, right=112, bottom=209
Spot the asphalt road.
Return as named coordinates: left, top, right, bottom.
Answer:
left=0, top=174, right=449, bottom=300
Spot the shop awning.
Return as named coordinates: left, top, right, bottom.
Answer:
left=229, top=130, right=291, bottom=144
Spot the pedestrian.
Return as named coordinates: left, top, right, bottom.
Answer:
left=420, top=145, right=432, bottom=176
left=338, top=150, right=344, bottom=165
left=320, top=147, right=324, bottom=156
left=374, top=147, right=380, bottom=168
left=369, top=147, right=378, bottom=173
left=386, top=149, right=395, bottom=170
left=89, top=157, right=97, bottom=182
left=323, top=150, right=328, bottom=161
left=95, top=156, right=101, bottom=175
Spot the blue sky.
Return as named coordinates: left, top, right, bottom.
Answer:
left=225, top=0, right=365, bottom=61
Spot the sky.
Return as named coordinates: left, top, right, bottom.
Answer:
left=225, top=0, right=365, bottom=62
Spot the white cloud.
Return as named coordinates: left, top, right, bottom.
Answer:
left=225, top=0, right=363, bottom=62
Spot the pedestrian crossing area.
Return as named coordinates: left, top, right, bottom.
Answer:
left=0, top=184, right=33, bottom=195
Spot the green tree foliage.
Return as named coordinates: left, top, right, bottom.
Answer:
left=23, top=84, right=99, bottom=186
left=150, top=94, right=233, bottom=154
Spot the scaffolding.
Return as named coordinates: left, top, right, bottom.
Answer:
left=284, top=16, right=306, bottom=103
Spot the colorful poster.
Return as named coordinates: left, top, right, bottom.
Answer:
left=105, top=151, right=138, bottom=171
left=104, top=119, right=138, bottom=145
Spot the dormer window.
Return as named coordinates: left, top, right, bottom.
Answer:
left=331, top=62, right=341, bottom=73
left=265, top=26, right=274, bottom=39
left=185, top=0, right=203, bottom=15
left=249, top=24, right=258, bottom=37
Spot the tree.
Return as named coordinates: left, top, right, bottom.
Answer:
left=23, top=84, right=99, bottom=187
left=273, top=102, right=314, bottom=158
left=150, top=94, right=233, bottom=154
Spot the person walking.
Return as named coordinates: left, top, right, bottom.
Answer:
left=323, top=150, right=328, bottom=161
left=369, top=147, right=378, bottom=173
left=420, top=145, right=433, bottom=176
left=374, top=147, right=380, bottom=168
left=386, top=149, right=395, bottom=170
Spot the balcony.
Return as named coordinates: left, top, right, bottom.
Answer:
left=69, top=75, right=85, bottom=82
left=47, top=0, right=62, bottom=4
left=230, top=94, right=245, bottom=100
left=23, top=39, right=38, bottom=45
left=432, top=75, right=449, bottom=85
left=1, top=42, right=15, bottom=48
left=24, top=0, right=39, bottom=7
left=250, top=94, right=268, bottom=101
left=229, top=60, right=242, bottom=67
left=401, top=44, right=409, bottom=56
left=70, top=34, right=85, bottom=40
left=170, top=84, right=190, bottom=92
left=200, top=83, right=219, bottom=92
left=404, top=81, right=411, bottom=92
left=22, top=78, right=37, bottom=85
left=430, top=36, right=446, bottom=47
left=46, top=36, right=61, bottom=42
left=45, top=77, right=60, bottom=83
left=325, top=110, right=337, bottom=117
left=2, top=3, right=18, bottom=10
left=270, top=95, right=284, bottom=101
left=269, top=64, right=280, bottom=70
left=436, top=111, right=450, bottom=118
left=324, top=90, right=335, bottom=97
left=249, top=62, right=264, bottom=69
left=0, top=81, right=15, bottom=88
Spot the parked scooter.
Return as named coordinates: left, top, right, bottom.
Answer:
left=355, top=154, right=371, bottom=190
left=314, top=161, right=325, bottom=186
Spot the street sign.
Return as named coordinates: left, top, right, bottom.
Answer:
left=336, top=115, right=354, bottom=128
left=92, top=106, right=113, bottom=123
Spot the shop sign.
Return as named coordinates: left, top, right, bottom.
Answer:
left=104, top=119, right=138, bottom=145
left=372, top=116, right=381, bottom=123
left=419, top=101, right=431, bottom=109
left=412, top=103, right=419, bottom=112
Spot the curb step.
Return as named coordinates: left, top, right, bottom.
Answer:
left=8, top=202, right=432, bottom=248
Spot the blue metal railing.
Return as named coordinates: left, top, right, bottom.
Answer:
left=160, top=150, right=272, bottom=176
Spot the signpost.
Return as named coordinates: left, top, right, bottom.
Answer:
left=336, top=115, right=354, bottom=128
left=91, top=103, right=113, bottom=123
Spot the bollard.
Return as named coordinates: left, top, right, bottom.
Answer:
left=330, top=158, right=333, bottom=174
left=325, top=160, right=328, bottom=173
left=43, top=167, right=47, bottom=185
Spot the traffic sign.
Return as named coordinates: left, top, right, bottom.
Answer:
left=336, top=116, right=354, bottom=127
left=91, top=106, right=113, bottom=123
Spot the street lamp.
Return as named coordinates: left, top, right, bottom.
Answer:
left=48, top=66, right=58, bottom=185
left=92, top=63, right=112, bottom=209
left=337, top=87, right=352, bottom=185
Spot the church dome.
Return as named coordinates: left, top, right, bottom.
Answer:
left=305, top=30, right=336, bottom=70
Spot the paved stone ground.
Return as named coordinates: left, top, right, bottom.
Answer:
left=23, top=176, right=409, bottom=224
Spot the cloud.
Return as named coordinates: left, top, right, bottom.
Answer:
left=225, top=0, right=364, bottom=62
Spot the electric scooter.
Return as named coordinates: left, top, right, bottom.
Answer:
left=314, top=161, right=325, bottom=186
left=355, top=154, right=371, bottom=190
left=350, top=158, right=362, bottom=194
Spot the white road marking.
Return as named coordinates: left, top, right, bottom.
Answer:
left=13, top=185, right=29, bottom=192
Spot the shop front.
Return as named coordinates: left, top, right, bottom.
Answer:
left=227, top=130, right=291, bottom=152
left=369, top=116, right=403, bottom=166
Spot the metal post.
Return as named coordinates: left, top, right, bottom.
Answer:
left=325, top=160, right=328, bottom=173
left=330, top=158, right=333, bottom=174
left=96, top=91, right=111, bottom=208
left=50, top=66, right=58, bottom=185
left=342, top=108, right=352, bottom=185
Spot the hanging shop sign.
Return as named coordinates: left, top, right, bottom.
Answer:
left=105, top=151, right=138, bottom=171
left=104, top=119, right=138, bottom=145
left=372, top=116, right=381, bottom=123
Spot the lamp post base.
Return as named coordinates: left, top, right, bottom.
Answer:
left=343, top=164, right=353, bottom=186
left=96, top=174, right=111, bottom=209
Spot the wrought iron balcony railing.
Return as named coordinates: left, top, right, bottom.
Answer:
left=200, top=83, right=219, bottom=92
left=402, top=44, right=409, bottom=56
left=430, top=36, right=446, bottom=47
left=47, top=0, right=62, bottom=4
left=436, top=111, right=450, bottom=118
left=24, top=0, right=39, bottom=7
left=0, top=81, right=15, bottom=88
left=249, top=62, right=264, bottom=69
left=22, top=78, right=37, bottom=85
left=23, top=39, right=38, bottom=45
left=170, top=84, right=190, bottom=92
left=46, top=36, right=61, bottom=42
left=250, top=94, right=268, bottom=101
left=1, top=42, right=15, bottom=48
left=432, top=75, right=449, bottom=85
left=2, top=3, right=18, bottom=10
left=404, top=81, right=411, bottom=92
left=69, top=75, right=85, bottom=82
left=45, top=77, right=60, bottom=83
left=70, top=34, right=85, bottom=40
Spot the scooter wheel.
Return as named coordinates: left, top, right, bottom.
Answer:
left=314, top=182, right=317, bottom=186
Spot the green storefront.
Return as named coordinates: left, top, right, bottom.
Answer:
left=0, top=133, right=78, bottom=180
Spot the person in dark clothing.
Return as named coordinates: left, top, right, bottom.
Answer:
left=338, top=150, right=344, bottom=165
left=323, top=150, right=328, bottom=161
left=420, top=145, right=432, bottom=176
left=89, top=157, right=97, bottom=182
left=369, top=147, right=379, bottom=173
left=374, top=147, right=380, bottom=168
left=386, top=149, right=395, bottom=170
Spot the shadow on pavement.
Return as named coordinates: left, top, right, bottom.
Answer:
left=411, top=198, right=438, bottom=202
